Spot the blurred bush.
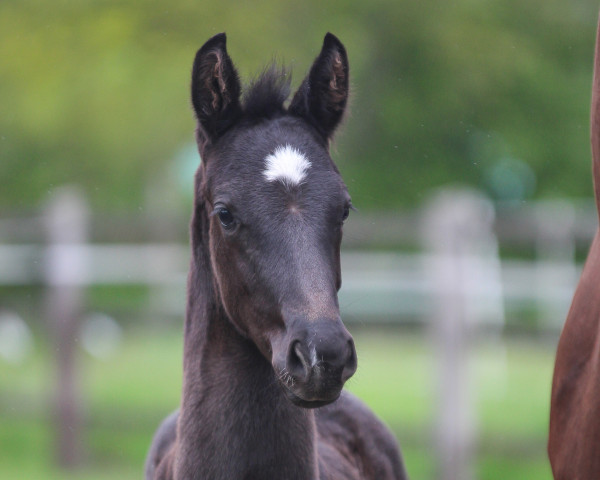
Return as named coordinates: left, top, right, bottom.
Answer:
left=1, top=0, right=597, bottom=212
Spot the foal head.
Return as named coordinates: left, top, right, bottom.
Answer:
left=190, top=33, right=356, bottom=408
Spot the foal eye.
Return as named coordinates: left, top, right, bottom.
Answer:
left=217, top=208, right=235, bottom=229
left=341, top=205, right=351, bottom=223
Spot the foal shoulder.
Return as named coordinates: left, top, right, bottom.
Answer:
left=315, top=390, right=408, bottom=480
left=145, top=410, right=178, bottom=480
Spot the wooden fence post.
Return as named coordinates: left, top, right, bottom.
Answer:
left=422, top=188, right=503, bottom=480
left=44, top=186, right=89, bottom=468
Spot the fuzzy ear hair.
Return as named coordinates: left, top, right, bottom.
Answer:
left=289, top=33, right=349, bottom=142
left=191, top=33, right=242, bottom=145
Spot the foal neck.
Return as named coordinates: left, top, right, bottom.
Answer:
left=176, top=220, right=319, bottom=479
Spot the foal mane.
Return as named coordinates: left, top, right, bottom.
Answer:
left=242, top=65, right=292, bottom=120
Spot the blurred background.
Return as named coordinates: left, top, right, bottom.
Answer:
left=1, top=0, right=599, bottom=478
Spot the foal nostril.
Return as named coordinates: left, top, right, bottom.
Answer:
left=342, top=338, right=357, bottom=382
left=287, top=340, right=310, bottom=380
left=284, top=328, right=357, bottom=391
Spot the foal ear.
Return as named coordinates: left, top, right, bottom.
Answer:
left=191, top=33, right=242, bottom=144
left=289, top=33, right=349, bottom=142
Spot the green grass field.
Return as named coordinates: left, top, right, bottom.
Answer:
left=0, top=327, right=555, bottom=479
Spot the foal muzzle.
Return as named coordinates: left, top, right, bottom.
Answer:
left=273, top=317, right=357, bottom=408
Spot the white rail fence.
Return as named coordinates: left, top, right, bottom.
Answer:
left=0, top=194, right=597, bottom=329
left=0, top=244, right=583, bottom=323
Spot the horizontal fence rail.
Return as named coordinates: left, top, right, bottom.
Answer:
left=0, top=243, right=582, bottom=330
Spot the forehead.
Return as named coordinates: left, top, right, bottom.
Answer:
left=206, top=116, right=346, bottom=198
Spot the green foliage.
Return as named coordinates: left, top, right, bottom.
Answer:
left=1, top=0, right=598, bottom=210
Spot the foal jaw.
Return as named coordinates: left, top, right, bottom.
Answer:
left=281, top=385, right=341, bottom=409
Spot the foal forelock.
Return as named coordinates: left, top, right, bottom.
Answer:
left=263, top=144, right=312, bottom=187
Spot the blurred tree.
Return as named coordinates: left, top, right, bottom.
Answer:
left=0, top=0, right=597, bottom=211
